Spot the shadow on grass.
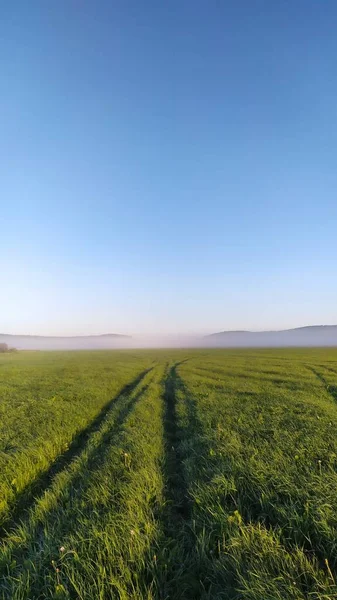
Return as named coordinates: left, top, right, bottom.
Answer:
left=0, top=371, right=157, bottom=600
left=162, top=361, right=191, bottom=528
left=0, top=367, right=153, bottom=540
left=154, top=362, right=334, bottom=598
left=144, top=361, right=210, bottom=599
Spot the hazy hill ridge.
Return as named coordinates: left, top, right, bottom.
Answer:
left=205, top=325, right=337, bottom=347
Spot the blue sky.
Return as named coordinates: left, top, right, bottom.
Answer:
left=1, top=1, right=337, bottom=336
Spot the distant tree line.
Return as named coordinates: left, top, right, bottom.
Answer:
left=0, top=343, right=17, bottom=353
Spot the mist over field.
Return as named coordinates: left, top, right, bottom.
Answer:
left=0, top=334, right=132, bottom=351
left=2, top=326, right=337, bottom=350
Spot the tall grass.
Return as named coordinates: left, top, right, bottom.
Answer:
left=0, top=351, right=153, bottom=526
left=1, top=348, right=337, bottom=599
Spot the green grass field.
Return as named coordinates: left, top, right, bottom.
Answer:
left=1, top=348, right=337, bottom=599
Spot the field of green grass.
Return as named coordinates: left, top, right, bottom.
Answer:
left=1, top=348, right=337, bottom=599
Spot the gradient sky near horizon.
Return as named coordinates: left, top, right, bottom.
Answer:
left=2, top=1, right=337, bottom=336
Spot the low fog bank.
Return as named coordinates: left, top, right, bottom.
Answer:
left=0, top=334, right=132, bottom=351
left=128, top=335, right=202, bottom=348
left=0, top=333, right=202, bottom=350
left=1, top=325, right=337, bottom=350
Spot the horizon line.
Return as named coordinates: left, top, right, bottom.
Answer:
left=1, top=323, right=337, bottom=338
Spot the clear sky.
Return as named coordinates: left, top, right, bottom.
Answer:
left=1, top=1, right=337, bottom=336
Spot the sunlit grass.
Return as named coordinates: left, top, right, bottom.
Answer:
left=1, top=348, right=337, bottom=598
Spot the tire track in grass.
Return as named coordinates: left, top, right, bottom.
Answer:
left=306, top=365, right=337, bottom=402
left=0, top=367, right=153, bottom=541
left=149, top=361, right=193, bottom=599
left=162, top=361, right=191, bottom=528
left=0, top=377, right=153, bottom=556
left=152, top=362, right=336, bottom=599
left=318, top=363, right=337, bottom=376
left=0, top=368, right=160, bottom=598
left=154, top=361, right=211, bottom=600
left=173, top=366, right=336, bottom=596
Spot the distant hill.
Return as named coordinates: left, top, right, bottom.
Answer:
left=0, top=333, right=132, bottom=351
left=205, top=325, right=337, bottom=347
